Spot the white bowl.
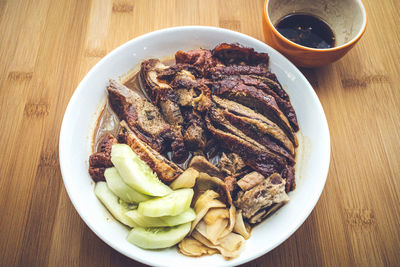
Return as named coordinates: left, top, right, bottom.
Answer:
left=59, top=26, right=330, bottom=266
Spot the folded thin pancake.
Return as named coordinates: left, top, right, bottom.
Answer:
left=119, top=120, right=183, bottom=183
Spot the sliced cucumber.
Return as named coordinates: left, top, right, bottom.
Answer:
left=126, top=222, right=191, bottom=249
left=105, top=167, right=152, bottom=203
left=94, top=182, right=135, bottom=227
left=125, top=208, right=196, bottom=227
left=138, top=188, right=194, bottom=217
left=125, top=210, right=166, bottom=227
left=161, top=208, right=196, bottom=226
left=111, top=144, right=172, bottom=197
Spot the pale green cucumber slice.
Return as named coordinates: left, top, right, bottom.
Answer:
left=105, top=167, right=152, bottom=203
left=138, top=188, right=194, bottom=217
left=126, top=222, right=191, bottom=249
left=94, top=182, right=135, bottom=227
left=125, top=210, right=166, bottom=227
left=125, top=208, right=196, bottom=227
left=111, top=144, right=172, bottom=197
left=160, top=208, right=196, bottom=226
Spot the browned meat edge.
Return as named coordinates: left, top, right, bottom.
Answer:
left=206, top=115, right=286, bottom=178
left=212, top=43, right=269, bottom=66
left=119, top=120, right=183, bottom=183
left=88, top=133, right=118, bottom=182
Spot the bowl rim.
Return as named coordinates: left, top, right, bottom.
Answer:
left=263, top=0, right=367, bottom=52
left=59, top=25, right=331, bottom=266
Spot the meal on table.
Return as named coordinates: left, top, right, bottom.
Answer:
left=88, top=43, right=299, bottom=260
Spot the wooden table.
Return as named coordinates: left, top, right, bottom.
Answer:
left=1, top=0, right=399, bottom=266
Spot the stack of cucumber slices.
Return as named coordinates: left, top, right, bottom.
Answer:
left=94, top=144, right=195, bottom=249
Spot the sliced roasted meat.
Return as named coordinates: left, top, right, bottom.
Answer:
left=224, top=176, right=237, bottom=194
left=88, top=133, right=118, bottom=182
left=231, top=75, right=298, bottom=131
left=212, top=95, right=297, bottom=149
left=234, top=173, right=289, bottom=223
left=211, top=80, right=298, bottom=146
left=250, top=74, right=290, bottom=103
left=210, top=65, right=269, bottom=80
left=208, top=108, right=292, bottom=166
left=118, top=120, right=183, bottom=183
left=140, top=59, right=183, bottom=126
left=184, top=123, right=206, bottom=150
left=212, top=43, right=269, bottom=66
left=108, top=79, right=167, bottom=149
left=248, top=203, right=285, bottom=224
left=170, top=70, right=200, bottom=108
left=189, top=155, right=224, bottom=178
left=175, top=49, right=215, bottom=76
left=221, top=110, right=295, bottom=164
left=175, top=88, right=196, bottom=107
left=169, top=69, right=213, bottom=113
left=180, top=108, right=207, bottom=150
left=281, top=165, right=295, bottom=192
left=210, top=65, right=289, bottom=101
left=217, top=152, right=246, bottom=176
left=206, top=115, right=286, bottom=178
left=107, top=79, right=187, bottom=162
left=237, top=171, right=265, bottom=191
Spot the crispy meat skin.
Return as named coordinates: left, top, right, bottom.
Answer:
left=206, top=116, right=286, bottom=178
left=175, top=49, right=215, bottom=76
left=210, top=76, right=297, bottom=145
left=212, top=95, right=296, bottom=151
left=281, top=165, right=295, bottom=192
left=208, top=107, right=291, bottom=166
left=107, top=79, right=187, bottom=162
left=238, top=75, right=298, bottom=131
left=119, top=121, right=183, bottom=183
left=222, top=110, right=295, bottom=164
left=212, top=43, right=269, bottom=66
left=88, top=133, right=118, bottom=182
left=210, top=65, right=289, bottom=101
left=208, top=107, right=295, bottom=192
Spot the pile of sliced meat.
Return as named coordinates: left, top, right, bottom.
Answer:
left=89, top=43, right=299, bottom=224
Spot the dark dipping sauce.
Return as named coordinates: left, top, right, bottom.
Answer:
left=275, top=13, right=335, bottom=49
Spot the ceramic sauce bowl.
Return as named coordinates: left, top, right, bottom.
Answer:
left=263, top=0, right=367, bottom=68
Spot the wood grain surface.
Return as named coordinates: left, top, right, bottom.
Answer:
left=0, top=0, right=399, bottom=266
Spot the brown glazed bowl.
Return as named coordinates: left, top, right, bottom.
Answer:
left=263, top=0, right=367, bottom=68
